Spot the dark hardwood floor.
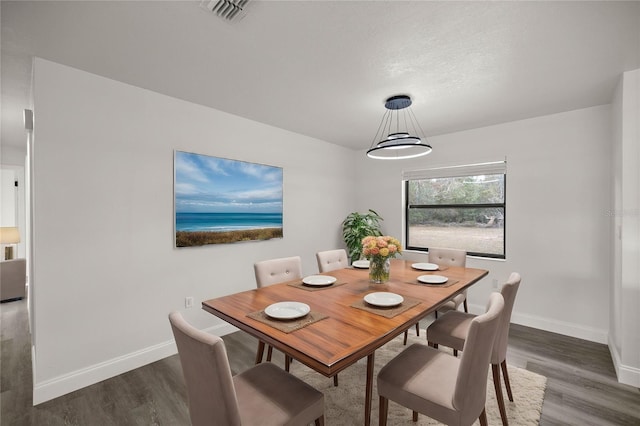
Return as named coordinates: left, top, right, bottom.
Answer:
left=1, top=298, right=638, bottom=425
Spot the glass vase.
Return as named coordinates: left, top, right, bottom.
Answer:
left=369, top=257, right=391, bottom=283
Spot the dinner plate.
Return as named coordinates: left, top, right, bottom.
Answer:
left=352, top=260, right=370, bottom=269
left=417, top=275, right=448, bottom=284
left=264, top=301, right=311, bottom=320
left=302, top=275, right=337, bottom=286
left=364, top=292, right=404, bottom=307
left=411, top=262, right=439, bottom=271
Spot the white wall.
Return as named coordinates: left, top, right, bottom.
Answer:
left=0, top=166, right=27, bottom=259
left=1, top=169, right=17, bottom=226
left=29, top=56, right=638, bottom=403
left=31, top=58, right=356, bottom=403
left=354, top=105, right=612, bottom=344
left=610, top=68, right=640, bottom=387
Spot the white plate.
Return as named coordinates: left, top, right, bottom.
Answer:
left=412, top=262, right=439, bottom=271
left=264, top=301, right=311, bottom=320
left=364, top=292, right=404, bottom=307
left=417, top=275, right=448, bottom=284
left=353, top=260, right=370, bottom=269
left=302, top=275, right=337, bottom=286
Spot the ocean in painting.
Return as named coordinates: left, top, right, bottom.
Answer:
left=176, top=212, right=283, bottom=233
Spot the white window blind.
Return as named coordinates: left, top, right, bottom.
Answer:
left=402, top=160, right=507, bottom=181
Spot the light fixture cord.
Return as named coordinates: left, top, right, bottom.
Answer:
left=408, top=106, right=427, bottom=139
left=370, top=109, right=391, bottom=147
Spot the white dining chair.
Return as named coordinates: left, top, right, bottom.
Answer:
left=404, top=247, right=468, bottom=345
left=254, top=256, right=303, bottom=371
left=316, top=249, right=349, bottom=273
left=429, top=247, right=468, bottom=317
left=426, top=273, right=522, bottom=426
left=378, top=293, right=505, bottom=426
left=169, top=311, right=325, bottom=426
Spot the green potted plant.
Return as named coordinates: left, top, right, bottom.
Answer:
left=341, top=209, right=383, bottom=263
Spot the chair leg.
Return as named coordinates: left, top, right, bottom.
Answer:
left=266, top=345, right=273, bottom=362
left=379, top=396, right=388, bottom=426
left=285, top=355, right=291, bottom=372
left=415, top=322, right=420, bottom=337
left=501, top=360, right=514, bottom=402
left=463, top=298, right=469, bottom=313
left=403, top=330, right=408, bottom=345
left=315, top=414, right=325, bottom=426
left=434, top=310, right=438, bottom=319
left=412, top=411, right=418, bottom=422
left=333, top=375, right=338, bottom=387
left=255, top=341, right=265, bottom=364
left=492, top=364, right=509, bottom=426
left=479, top=408, right=488, bottom=426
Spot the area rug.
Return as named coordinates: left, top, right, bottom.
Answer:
left=289, top=332, right=546, bottom=425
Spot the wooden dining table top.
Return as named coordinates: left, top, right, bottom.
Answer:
left=202, top=259, right=489, bottom=377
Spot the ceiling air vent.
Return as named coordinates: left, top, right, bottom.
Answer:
left=201, top=0, right=249, bottom=21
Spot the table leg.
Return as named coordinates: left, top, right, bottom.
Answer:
left=255, top=341, right=265, bottom=364
left=364, top=352, right=375, bottom=426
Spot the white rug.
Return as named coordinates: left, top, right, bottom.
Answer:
left=289, top=332, right=546, bottom=425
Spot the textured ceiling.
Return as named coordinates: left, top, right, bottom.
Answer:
left=2, top=1, right=639, bottom=155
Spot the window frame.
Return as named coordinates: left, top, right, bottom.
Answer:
left=403, top=164, right=506, bottom=259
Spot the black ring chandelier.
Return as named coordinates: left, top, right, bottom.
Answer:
left=366, top=95, right=432, bottom=160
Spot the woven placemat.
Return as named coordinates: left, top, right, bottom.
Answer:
left=350, top=295, right=421, bottom=318
left=286, top=280, right=348, bottom=292
left=403, top=279, right=459, bottom=288
left=246, top=310, right=329, bottom=333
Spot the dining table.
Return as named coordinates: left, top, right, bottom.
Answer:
left=202, top=258, right=488, bottom=426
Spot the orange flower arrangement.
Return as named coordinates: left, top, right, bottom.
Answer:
left=362, top=236, right=402, bottom=282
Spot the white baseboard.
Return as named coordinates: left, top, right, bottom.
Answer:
left=608, top=335, right=640, bottom=388
left=32, top=322, right=238, bottom=405
left=469, top=303, right=608, bottom=344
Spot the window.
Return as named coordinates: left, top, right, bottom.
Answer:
left=404, top=161, right=506, bottom=259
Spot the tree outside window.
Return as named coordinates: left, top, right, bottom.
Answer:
left=405, top=173, right=505, bottom=258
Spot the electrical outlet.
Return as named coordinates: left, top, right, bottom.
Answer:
left=185, top=296, right=194, bottom=308
left=492, top=279, right=498, bottom=289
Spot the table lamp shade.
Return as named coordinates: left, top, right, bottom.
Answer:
left=1, top=227, right=20, bottom=260
left=0, top=227, right=20, bottom=244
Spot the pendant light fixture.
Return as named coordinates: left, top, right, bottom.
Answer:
left=366, top=95, right=432, bottom=160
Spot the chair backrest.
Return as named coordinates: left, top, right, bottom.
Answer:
left=492, top=272, right=521, bottom=364
left=316, top=249, right=349, bottom=273
left=427, top=247, right=467, bottom=267
left=253, top=256, right=303, bottom=288
left=168, top=311, right=241, bottom=426
left=0, top=258, right=26, bottom=300
left=453, top=292, right=504, bottom=423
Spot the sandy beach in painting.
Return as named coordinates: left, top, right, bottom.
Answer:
left=176, top=228, right=283, bottom=247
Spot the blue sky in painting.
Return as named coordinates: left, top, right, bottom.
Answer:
left=174, top=151, right=283, bottom=214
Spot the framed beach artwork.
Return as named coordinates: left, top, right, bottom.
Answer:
left=174, top=151, right=283, bottom=247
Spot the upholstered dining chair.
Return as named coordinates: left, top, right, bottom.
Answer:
left=169, top=312, right=325, bottom=426
left=253, top=256, right=303, bottom=371
left=403, top=247, right=468, bottom=345
left=378, top=293, right=505, bottom=426
left=316, top=249, right=349, bottom=273
left=426, top=273, right=522, bottom=426
left=429, top=247, right=468, bottom=317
